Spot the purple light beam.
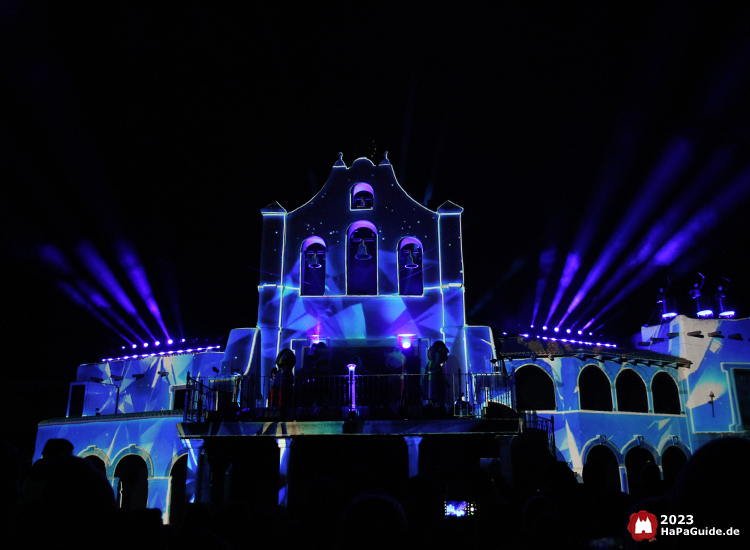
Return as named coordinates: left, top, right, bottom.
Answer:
left=117, top=241, right=171, bottom=341
left=77, top=241, right=156, bottom=340
left=557, top=138, right=692, bottom=327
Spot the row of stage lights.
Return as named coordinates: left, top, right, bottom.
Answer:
left=530, top=325, right=596, bottom=336
left=502, top=329, right=616, bottom=348
left=520, top=334, right=617, bottom=348
left=102, top=340, right=223, bottom=363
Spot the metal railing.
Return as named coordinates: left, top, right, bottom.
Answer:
left=228, top=372, right=518, bottom=422
left=184, top=372, right=242, bottom=423
left=521, top=411, right=556, bottom=456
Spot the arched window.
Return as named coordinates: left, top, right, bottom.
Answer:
left=616, top=369, right=648, bottom=412
left=351, top=182, right=374, bottom=209
left=347, top=221, right=377, bottom=295
left=624, top=446, right=655, bottom=496
left=114, top=455, right=149, bottom=510
left=584, top=445, right=621, bottom=492
left=515, top=365, right=556, bottom=411
left=398, top=237, right=423, bottom=295
left=579, top=365, right=613, bottom=411
left=652, top=372, right=681, bottom=414
left=301, top=236, right=326, bottom=296
left=661, top=445, right=688, bottom=489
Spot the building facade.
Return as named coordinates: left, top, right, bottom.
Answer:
left=34, top=155, right=750, bottom=521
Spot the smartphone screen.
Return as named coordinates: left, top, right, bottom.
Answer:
left=444, top=501, right=477, bottom=517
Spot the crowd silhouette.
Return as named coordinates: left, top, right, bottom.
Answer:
left=2, top=436, right=748, bottom=549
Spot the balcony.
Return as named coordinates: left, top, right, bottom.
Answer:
left=186, top=372, right=517, bottom=422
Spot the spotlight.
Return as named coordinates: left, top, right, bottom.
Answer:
left=167, top=339, right=173, bottom=344
left=155, top=341, right=160, bottom=346
left=132, top=344, right=137, bottom=349
left=143, top=343, right=149, bottom=348
left=311, top=334, right=321, bottom=344
left=715, top=284, right=735, bottom=318
left=577, top=330, right=582, bottom=335
left=121, top=346, right=126, bottom=350
left=554, top=327, right=559, bottom=333
left=530, top=324, right=534, bottom=328
left=543, top=326, right=548, bottom=330
left=566, top=329, right=571, bottom=334
left=589, top=332, right=593, bottom=336
left=181, top=339, right=186, bottom=343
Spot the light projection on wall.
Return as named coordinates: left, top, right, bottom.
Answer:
left=347, top=220, right=378, bottom=295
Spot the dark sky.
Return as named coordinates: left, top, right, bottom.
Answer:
left=3, top=3, right=750, bottom=451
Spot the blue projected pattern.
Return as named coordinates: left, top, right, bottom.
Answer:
left=256, top=155, right=493, bottom=386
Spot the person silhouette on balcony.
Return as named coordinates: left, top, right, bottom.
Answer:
left=275, top=349, right=296, bottom=416
left=423, top=341, right=450, bottom=411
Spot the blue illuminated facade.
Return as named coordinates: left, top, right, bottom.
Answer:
left=34, top=154, right=750, bottom=522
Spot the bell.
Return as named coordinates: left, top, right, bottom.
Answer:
left=404, top=250, right=418, bottom=269
left=355, top=241, right=371, bottom=260
left=307, top=251, right=322, bottom=269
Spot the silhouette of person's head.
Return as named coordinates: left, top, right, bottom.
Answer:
left=275, top=348, right=296, bottom=371
left=41, top=438, right=74, bottom=459
left=428, top=341, right=449, bottom=364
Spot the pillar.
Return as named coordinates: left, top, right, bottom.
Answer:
left=185, top=439, right=210, bottom=504
left=277, top=437, right=293, bottom=506
left=404, top=436, right=423, bottom=478
left=619, top=466, right=628, bottom=493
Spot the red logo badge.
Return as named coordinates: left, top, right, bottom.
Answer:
left=627, top=510, right=658, bottom=541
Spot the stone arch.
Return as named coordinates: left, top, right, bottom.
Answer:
left=515, top=363, right=556, bottom=411
left=578, top=364, right=613, bottom=411
left=581, top=436, right=623, bottom=466
left=78, top=445, right=111, bottom=469
left=164, top=450, right=189, bottom=478
left=582, top=442, right=621, bottom=492
left=615, top=368, right=649, bottom=412
left=110, top=444, right=155, bottom=479
left=621, top=436, right=659, bottom=462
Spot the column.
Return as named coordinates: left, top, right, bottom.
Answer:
left=619, top=466, right=629, bottom=493
left=404, top=436, right=423, bottom=478
left=185, top=439, right=210, bottom=504
left=277, top=437, right=293, bottom=506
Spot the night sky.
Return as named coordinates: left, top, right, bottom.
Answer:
left=3, top=3, right=750, bottom=454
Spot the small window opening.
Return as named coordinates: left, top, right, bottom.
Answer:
left=351, top=182, right=374, bottom=209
